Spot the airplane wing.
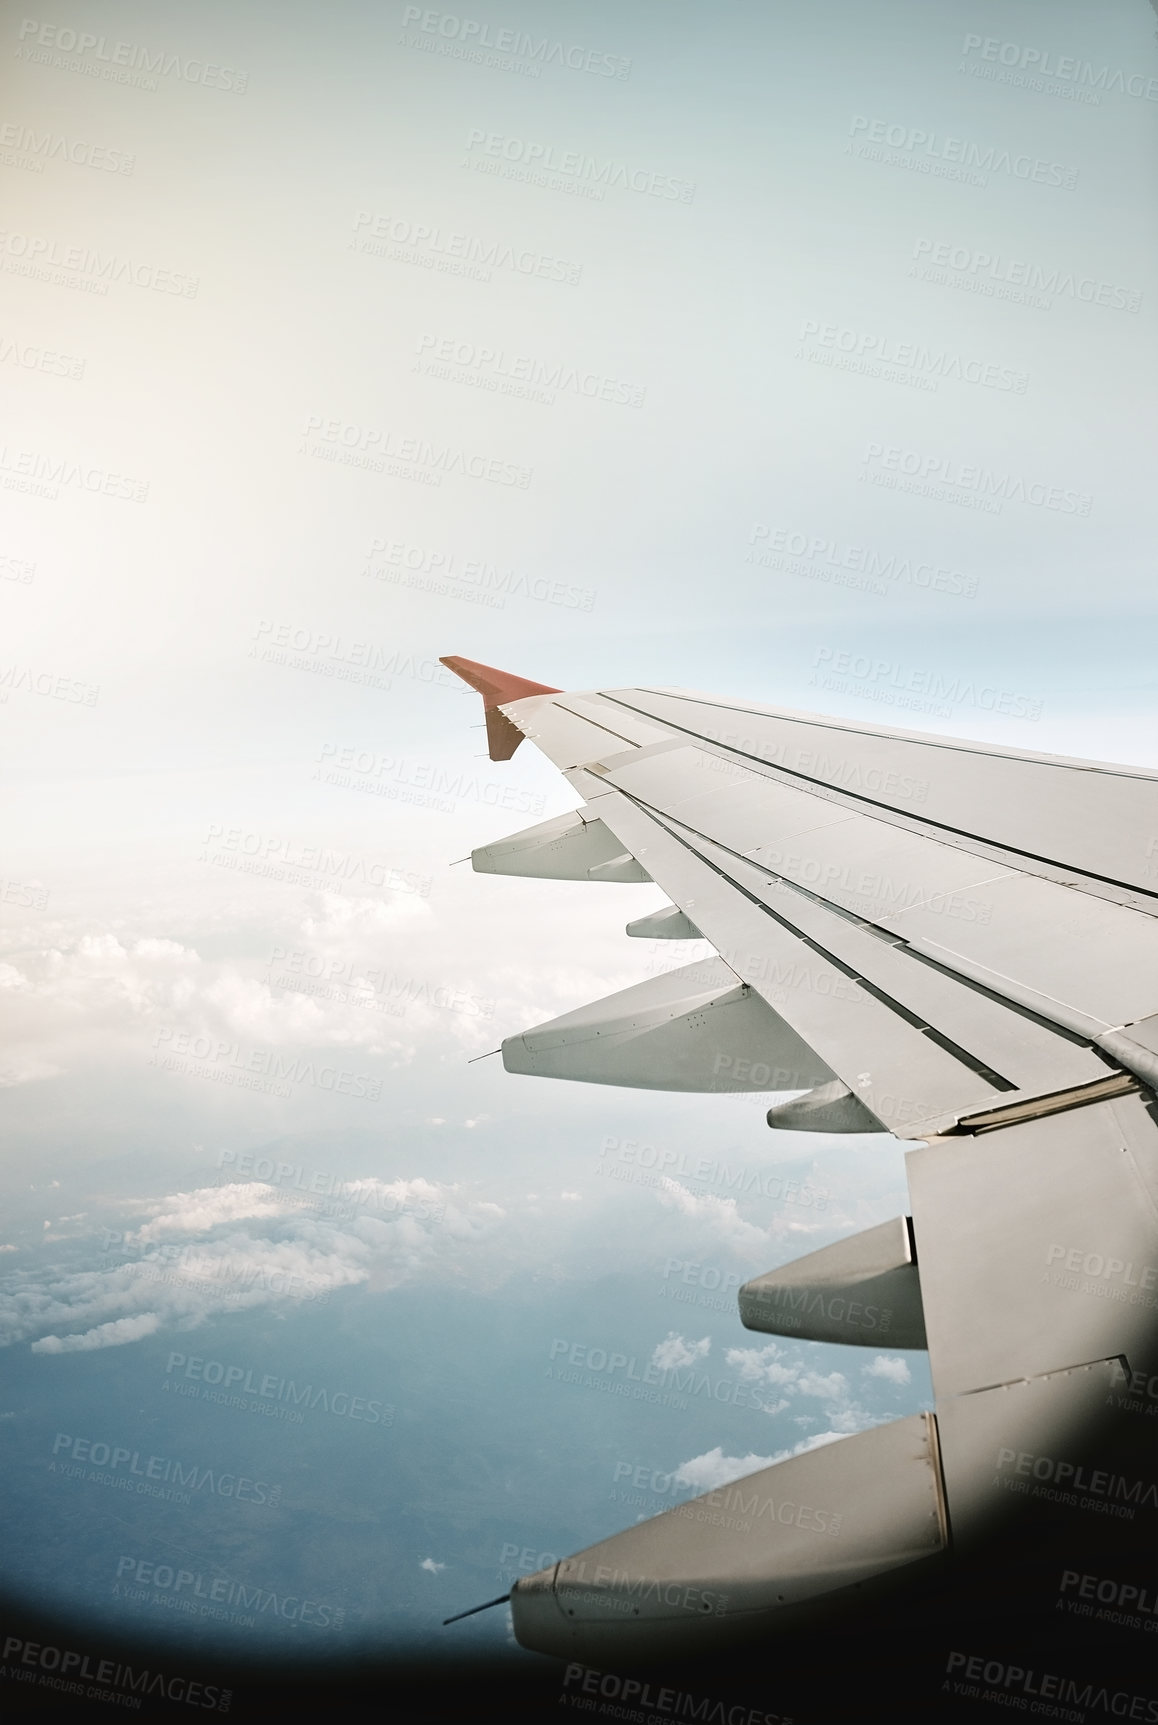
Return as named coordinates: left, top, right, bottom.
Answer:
left=443, top=657, right=1158, bottom=1675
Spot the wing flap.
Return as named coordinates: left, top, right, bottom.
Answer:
left=907, top=1092, right=1158, bottom=1398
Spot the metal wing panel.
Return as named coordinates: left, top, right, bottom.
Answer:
left=628, top=748, right=1158, bottom=1037
left=933, top=1358, right=1151, bottom=1543
left=587, top=753, right=1112, bottom=1104
left=747, top=812, right=1018, bottom=920
left=506, top=693, right=656, bottom=770
left=585, top=787, right=1003, bottom=1136
left=444, top=663, right=1158, bottom=1671
left=672, top=834, right=1109, bottom=1100
left=545, top=694, right=674, bottom=748
left=493, top=686, right=1124, bottom=1124
left=597, top=745, right=858, bottom=855
left=600, top=687, right=1158, bottom=902
left=878, top=870, right=1158, bottom=1030
left=907, top=1093, right=1158, bottom=1399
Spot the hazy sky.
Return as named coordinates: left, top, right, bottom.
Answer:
left=1, top=0, right=1155, bottom=1697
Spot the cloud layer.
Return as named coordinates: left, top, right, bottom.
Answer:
left=6, top=1176, right=505, bottom=1353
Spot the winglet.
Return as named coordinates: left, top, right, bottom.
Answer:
left=440, top=656, right=560, bottom=761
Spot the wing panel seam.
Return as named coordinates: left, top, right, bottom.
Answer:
left=607, top=786, right=1018, bottom=1094
left=598, top=693, right=1158, bottom=913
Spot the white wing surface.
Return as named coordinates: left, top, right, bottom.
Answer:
left=442, top=658, right=1158, bottom=1667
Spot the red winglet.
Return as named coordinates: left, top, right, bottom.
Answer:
left=440, top=656, right=561, bottom=761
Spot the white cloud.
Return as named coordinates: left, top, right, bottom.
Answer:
left=724, top=1340, right=799, bottom=1388
left=32, top=1312, right=161, bottom=1353
left=420, top=1558, right=446, bottom=1574
left=0, top=889, right=510, bottom=1091
left=3, top=1176, right=506, bottom=1353
left=134, top=1183, right=292, bottom=1240
left=673, top=1447, right=780, bottom=1492
left=722, top=1341, right=875, bottom=1433
left=769, top=1430, right=849, bottom=1461
left=674, top=1430, right=852, bottom=1494
left=795, top=1370, right=848, bottom=1400
left=863, top=1354, right=911, bottom=1385
left=651, top=1332, right=711, bottom=1371
left=724, top=1343, right=847, bottom=1400
left=0, top=1053, right=62, bottom=1089
left=654, top=1178, right=770, bottom=1256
